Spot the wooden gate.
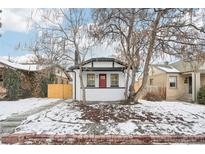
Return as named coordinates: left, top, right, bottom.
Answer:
left=48, top=84, right=72, bottom=99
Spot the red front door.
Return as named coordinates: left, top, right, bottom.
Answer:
left=99, top=74, right=106, bottom=88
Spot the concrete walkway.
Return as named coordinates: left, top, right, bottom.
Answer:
left=0, top=99, right=68, bottom=135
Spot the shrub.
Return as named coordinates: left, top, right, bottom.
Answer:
left=3, top=69, right=21, bottom=100
left=197, top=86, right=205, bottom=104
left=39, top=73, right=55, bottom=97
left=142, top=91, right=163, bottom=101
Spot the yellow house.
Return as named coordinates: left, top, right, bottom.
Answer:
left=135, top=61, right=205, bottom=102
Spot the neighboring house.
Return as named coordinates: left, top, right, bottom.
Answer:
left=135, top=60, right=205, bottom=102
left=18, top=62, right=71, bottom=84
left=68, top=57, right=129, bottom=101
left=0, top=58, right=71, bottom=99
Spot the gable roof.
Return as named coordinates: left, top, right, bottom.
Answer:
left=153, top=64, right=180, bottom=73
left=0, top=58, right=72, bottom=81
left=69, top=57, right=127, bottom=70
left=83, top=57, right=126, bottom=66
left=0, top=57, right=45, bottom=72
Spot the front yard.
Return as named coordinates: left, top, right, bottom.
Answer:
left=14, top=100, right=205, bottom=135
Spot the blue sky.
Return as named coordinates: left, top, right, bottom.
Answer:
left=0, top=8, right=110, bottom=59
left=0, top=31, right=33, bottom=56
left=0, top=9, right=35, bottom=57
left=0, top=8, right=174, bottom=63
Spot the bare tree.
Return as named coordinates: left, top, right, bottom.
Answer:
left=93, top=8, right=205, bottom=103
left=92, top=9, right=147, bottom=103
left=134, top=9, right=205, bottom=101
left=30, top=8, right=94, bottom=104
left=0, top=9, right=2, bottom=37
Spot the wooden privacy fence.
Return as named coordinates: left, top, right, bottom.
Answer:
left=134, top=83, right=166, bottom=100
left=144, top=86, right=166, bottom=100
left=48, top=84, right=72, bottom=99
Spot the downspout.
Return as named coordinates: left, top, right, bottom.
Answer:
left=194, top=72, right=196, bottom=102
left=74, top=71, right=76, bottom=100
left=71, top=70, right=76, bottom=100
left=68, top=70, right=76, bottom=100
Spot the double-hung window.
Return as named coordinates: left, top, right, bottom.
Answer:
left=169, top=76, right=177, bottom=88
left=0, top=74, right=3, bottom=86
left=111, top=74, right=119, bottom=87
left=87, top=74, right=95, bottom=87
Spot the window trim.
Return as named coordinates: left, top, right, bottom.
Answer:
left=110, top=74, right=119, bottom=87
left=87, top=73, right=95, bottom=87
left=169, top=76, right=177, bottom=88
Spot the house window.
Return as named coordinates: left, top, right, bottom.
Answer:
left=57, top=69, right=61, bottom=74
left=184, top=77, right=188, bottom=84
left=169, top=76, right=177, bottom=88
left=0, top=74, right=3, bottom=86
left=0, top=74, right=3, bottom=82
left=87, top=74, right=95, bottom=87
left=150, top=79, right=153, bottom=85
left=111, top=74, right=119, bottom=87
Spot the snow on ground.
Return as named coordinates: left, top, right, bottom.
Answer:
left=15, top=100, right=205, bottom=135
left=0, top=98, right=60, bottom=121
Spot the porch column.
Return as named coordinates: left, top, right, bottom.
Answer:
left=192, top=73, right=195, bottom=102
left=196, top=72, right=201, bottom=102
left=192, top=72, right=201, bottom=102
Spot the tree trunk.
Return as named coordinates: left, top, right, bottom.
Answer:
left=127, top=66, right=137, bottom=103
left=134, top=11, right=163, bottom=102
left=79, top=65, right=86, bottom=104
left=124, top=65, right=131, bottom=100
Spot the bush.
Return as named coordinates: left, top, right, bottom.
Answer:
left=197, top=87, right=205, bottom=104
left=3, top=69, right=21, bottom=100
left=142, top=91, right=163, bottom=101
left=39, top=73, right=55, bottom=97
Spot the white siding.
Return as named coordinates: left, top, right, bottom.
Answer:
left=114, top=62, right=123, bottom=67
left=93, top=62, right=112, bottom=67
left=82, top=71, right=125, bottom=88
left=74, top=70, right=127, bottom=101
left=85, top=88, right=125, bottom=101
left=73, top=60, right=128, bottom=101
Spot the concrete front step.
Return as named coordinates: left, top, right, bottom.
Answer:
left=0, top=121, right=22, bottom=127
left=0, top=127, right=15, bottom=134
left=0, top=121, right=22, bottom=134
left=178, top=98, right=193, bottom=103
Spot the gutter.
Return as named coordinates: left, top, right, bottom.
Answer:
left=194, top=72, right=197, bottom=103
left=74, top=71, right=76, bottom=100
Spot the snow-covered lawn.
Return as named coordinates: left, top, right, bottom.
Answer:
left=15, top=100, right=205, bottom=135
left=0, top=98, right=60, bottom=121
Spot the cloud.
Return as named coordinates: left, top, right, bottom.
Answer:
left=1, top=9, right=33, bottom=33
left=0, top=8, right=64, bottom=34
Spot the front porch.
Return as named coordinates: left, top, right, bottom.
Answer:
left=180, top=72, right=205, bottom=102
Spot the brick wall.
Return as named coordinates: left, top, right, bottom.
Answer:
left=2, top=133, right=205, bottom=145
